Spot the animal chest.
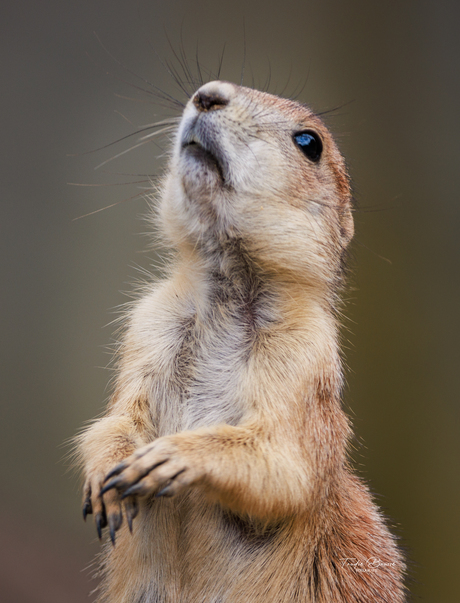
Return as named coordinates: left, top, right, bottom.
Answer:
left=148, top=297, right=252, bottom=436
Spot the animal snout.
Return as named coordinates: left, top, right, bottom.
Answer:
left=192, top=81, right=233, bottom=112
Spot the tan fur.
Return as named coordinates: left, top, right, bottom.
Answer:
left=76, top=81, right=406, bottom=602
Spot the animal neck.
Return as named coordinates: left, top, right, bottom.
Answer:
left=176, top=239, right=340, bottom=345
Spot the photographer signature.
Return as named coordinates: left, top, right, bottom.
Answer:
left=340, top=558, right=397, bottom=573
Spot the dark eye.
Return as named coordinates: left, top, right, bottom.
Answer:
left=293, top=130, right=322, bottom=162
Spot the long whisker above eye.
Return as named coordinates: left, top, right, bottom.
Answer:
left=278, top=62, right=294, bottom=98
left=289, top=60, right=311, bottom=101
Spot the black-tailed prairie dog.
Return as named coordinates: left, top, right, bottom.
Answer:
left=77, top=80, right=406, bottom=602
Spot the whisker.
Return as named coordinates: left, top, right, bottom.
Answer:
left=94, top=32, right=185, bottom=109
left=179, top=24, right=199, bottom=91
left=94, top=141, right=154, bottom=170
left=216, top=44, right=226, bottom=81
left=69, top=180, right=151, bottom=187
left=195, top=42, right=204, bottom=87
left=137, top=124, right=177, bottom=142
left=317, top=99, right=355, bottom=117
left=113, top=92, right=183, bottom=112
left=262, top=57, right=272, bottom=93
left=94, top=126, right=175, bottom=169
left=353, top=238, right=393, bottom=265
left=240, top=20, right=247, bottom=86
left=100, top=170, right=157, bottom=177
left=72, top=190, right=147, bottom=221
left=290, top=59, right=311, bottom=101
left=164, top=57, right=191, bottom=98
left=162, top=30, right=196, bottom=97
left=113, top=110, right=135, bottom=125
left=68, top=121, right=177, bottom=157
left=278, top=62, right=293, bottom=98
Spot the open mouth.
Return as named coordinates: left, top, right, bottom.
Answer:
left=182, top=139, right=225, bottom=182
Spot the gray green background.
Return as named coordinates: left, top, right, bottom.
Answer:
left=1, top=0, right=459, bottom=601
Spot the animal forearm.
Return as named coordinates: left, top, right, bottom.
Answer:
left=100, top=417, right=342, bottom=521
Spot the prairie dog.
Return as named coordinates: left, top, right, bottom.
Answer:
left=78, top=80, right=406, bottom=602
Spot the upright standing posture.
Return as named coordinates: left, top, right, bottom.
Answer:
left=78, top=81, right=406, bottom=602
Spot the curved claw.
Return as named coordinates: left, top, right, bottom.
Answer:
left=104, top=461, right=128, bottom=483
left=82, top=497, right=93, bottom=521
left=96, top=510, right=108, bottom=540
left=108, top=512, right=123, bottom=546
left=100, top=477, right=122, bottom=497
left=156, top=470, right=185, bottom=498
left=120, top=483, right=145, bottom=500
left=109, top=523, right=116, bottom=545
left=155, top=484, right=174, bottom=498
left=125, top=497, right=139, bottom=534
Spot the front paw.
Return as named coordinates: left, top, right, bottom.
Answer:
left=101, top=436, right=200, bottom=503
left=82, top=470, right=138, bottom=545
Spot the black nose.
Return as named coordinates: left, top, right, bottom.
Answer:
left=193, top=91, right=229, bottom=112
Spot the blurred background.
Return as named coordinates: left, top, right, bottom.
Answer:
left=1, top=0, right=459, bottom=601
